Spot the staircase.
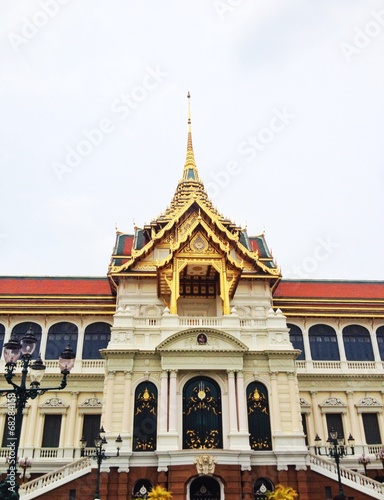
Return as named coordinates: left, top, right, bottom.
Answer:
left=308, top=453, right=384, bottom=499
left=18, top=457, right=92, bottom=499
left=17, top=453, right=384, bottom=499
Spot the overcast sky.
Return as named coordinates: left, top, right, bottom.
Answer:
left=1, top=1, right=383, bottom=281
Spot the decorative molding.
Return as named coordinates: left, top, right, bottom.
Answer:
left=39, top=397, right=68, bottom=415
left=320, top=397, right=347, bottom=414
left=79, top=397, right=102, bottom=408
left=195, top=454, right=216, bottom=475
left=356, top=396, right=383, bottom=413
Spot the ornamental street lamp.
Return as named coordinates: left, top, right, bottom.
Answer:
left=376, top=448, right=384, bottom=470
left=358, top=453, right=371, bottom=475
left=80, top=427, right=122, bottom=500
left=314, top=429, right=355, bottom=500
left=0, top=328, right=75, bottom=498
left=18, top=457, right=32, bottom=484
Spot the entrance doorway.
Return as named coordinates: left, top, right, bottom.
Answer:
left=190, top=476, right=221, bottom=500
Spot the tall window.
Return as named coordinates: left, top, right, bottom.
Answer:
left=376, top=326, right=384, bottom=360
left=288, top=324, right=305, bottom=360
left=133, top=382, right=158, bottom=451
left=11, top=322, right=42, bottom=359
left=0, top=323, right=5, bottom=356
left=326, top=413, right=344, bottom=439
left=81, top=414, right=101, bottom=448
left=309, top=324, right=340, bottom=360
left=82, top=322, right=111, bottom=359
left=343, top=325, right=374, bottom=361
left=42, top=415, right=62, bottom=447
left=362, top=413, right=381, bottom=444
left=247, top=382, right=272, bottom=450
left=183, top=376, right=223, bottom=449
left=46, top=322, right=77, bottom=359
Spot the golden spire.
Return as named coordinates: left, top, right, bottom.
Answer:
left=182, top=91, right=201, bottom=183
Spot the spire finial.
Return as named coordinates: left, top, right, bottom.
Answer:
left=182, top=91, right=201, bottom=183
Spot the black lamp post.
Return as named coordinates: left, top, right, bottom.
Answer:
left=0, top=328, right=75, bottom=498
left=80, top=426, right=122, bottom=500
left=315, top=428, right=355, bottom=500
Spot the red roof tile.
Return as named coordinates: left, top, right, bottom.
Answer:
left=274, top=280, right=384, bottom=300
left=0, top=277, right=112, bottom=296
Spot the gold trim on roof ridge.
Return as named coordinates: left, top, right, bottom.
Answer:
left=181, top=91, right=201, bottom=183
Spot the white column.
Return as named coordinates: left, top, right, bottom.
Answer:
left=168, top=370, right=177, bottom=433
left=369, top=322, right=381, bottom=364
left=159, top=371, right=168, bottom=433
left=346, top=391, right=361, bottom=443
left=65, top=392, right=79, bottom=447
left=104, top=371, right=116, bottom=430
left=122, top=371, right=132, bottom=434
left=76, top=325, right=85, bottom=362
left=24, top=399, right=39, bottom=448
left=310, top=391, right=323, bottom=441
left=270, top=372, right=281, bottom=432
left=302, top=325, right=312, bottom=361
left=227, top=370, right=238, bottom=432
left=336, top=324, right=347, bottom=361
left=236, top=371, right=247, bottom=432
left=287, top=372, right=301, bottom=432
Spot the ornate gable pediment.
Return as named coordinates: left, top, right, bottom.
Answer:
left=157, top=329, right=247, bottom=370
left=157, top=328, right=248, bottom=353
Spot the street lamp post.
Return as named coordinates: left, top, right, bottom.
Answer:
left=358, top=453, right=371, bottom=475
left=314, top=429, right=355, bottom=500
left=80, top=426, right=122, bottom=500
left=18, top=457, right=32, bottom=484
left=0, top=328, right=75, bottom=498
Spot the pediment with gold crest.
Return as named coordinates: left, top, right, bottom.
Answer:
left=157, top=328, right=248, bottom=370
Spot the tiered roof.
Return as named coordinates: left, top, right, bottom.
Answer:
left=108, top=93, right=280, bottom=291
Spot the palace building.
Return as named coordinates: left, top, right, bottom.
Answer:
left=1, top=96, right=384, bottom=499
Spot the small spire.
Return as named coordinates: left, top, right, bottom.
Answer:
left=182, top=91, right=200, bottom=183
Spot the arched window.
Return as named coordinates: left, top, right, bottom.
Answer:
left=247, top=382, right=272, bottom=450
left=343, top=325, right=373, bottom=361
left=288, top=324, right=305, bottom=360
left=377, top=326, right=384, bottom=360
left=82, top=322, right=111, bottom=359
left=132, top=382, right=158, bottom=451
left=133, top=479, right=153, bottom=499
left=183, top=376, right=223, bottom=449
left=46, top=322, right=78, bottom=360
left=190, top=476, right=221, bottom=500
left=254, top=478, right=274, bottom=499
left=0, top=324, right=5, bottom=356
left=309, top=324, right=339, bottom=360
left=11, top=322, right=42, bottom=359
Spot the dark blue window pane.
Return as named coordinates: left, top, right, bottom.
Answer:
left=309, top=324, right=340, bottom=360
left=11, top=322, right=42, bottom=359
left=0, top=324, right=5, bottom=357
left=46, top=322, right=77, bottom=359
left=343, top=325, right=373, bottom=361
left=376, top=326, right=384, bottom=360
left=82, top=322, right=111, bottom=359
left=288, top=323, right=305, bottom=360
